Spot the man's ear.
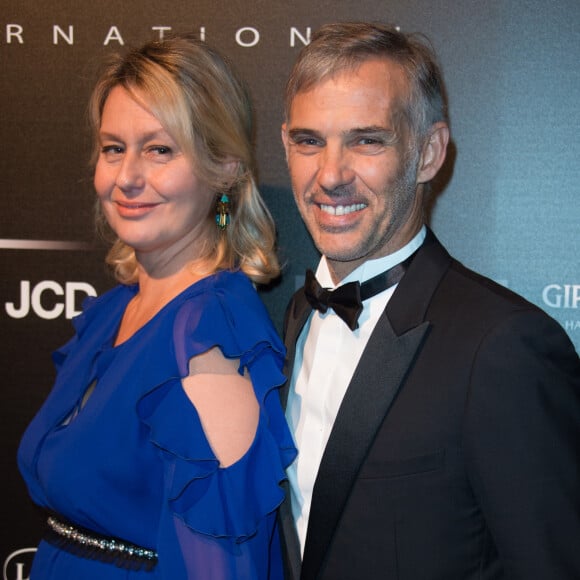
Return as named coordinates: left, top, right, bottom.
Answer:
left=281, top=123, right=289, bottom=160
left=416, top=122, right=449, bottom=184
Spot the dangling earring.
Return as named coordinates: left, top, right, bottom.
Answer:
left=215, top=193, right=230, bottom=230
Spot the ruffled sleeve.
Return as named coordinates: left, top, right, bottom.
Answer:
left=50, top=295, right=97, bottom=370
left=51, top=287, right=133, bottom=371
left=136, top=271, right=297, bottom=548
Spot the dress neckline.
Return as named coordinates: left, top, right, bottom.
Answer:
left=111, top=271, right=225, bottom=350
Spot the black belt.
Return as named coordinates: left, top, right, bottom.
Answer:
left=44, top=515, right=158, bottom=571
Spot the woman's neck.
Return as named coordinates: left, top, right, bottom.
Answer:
left=114, top=262, right=212, bottom=347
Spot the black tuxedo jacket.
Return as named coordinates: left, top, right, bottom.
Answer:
left=280, top=230, right=580, bottom=580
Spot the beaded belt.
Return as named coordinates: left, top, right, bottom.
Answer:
left=45, top=515, right=158, bottom=571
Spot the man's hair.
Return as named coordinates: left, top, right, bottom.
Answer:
left=285, top=22, right=449, bottom=140
left=89, top=34, right=279, bottom=284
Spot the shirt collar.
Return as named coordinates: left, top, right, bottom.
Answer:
left=315, top=225, right=426, bottom=289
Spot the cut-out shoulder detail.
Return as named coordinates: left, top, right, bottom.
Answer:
left=188, top=346, right=242, bottom=376
left=183, top=348, right=259, bottom=467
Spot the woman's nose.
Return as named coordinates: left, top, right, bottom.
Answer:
left=115, top=152, right=145, bottom=193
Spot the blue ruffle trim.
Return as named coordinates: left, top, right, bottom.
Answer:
left=136, top=274, right=297, bottom=542
left=171, top=274, right=286, bottom=380
left=51, top=287, right=133, bottom=370
left=137, top=358, right=296, bottom=542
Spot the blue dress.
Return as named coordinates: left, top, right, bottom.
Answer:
left=18, top=270, right=297, bottom=579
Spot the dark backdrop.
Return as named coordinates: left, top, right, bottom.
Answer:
left=1, top=1, right=579, bottom=575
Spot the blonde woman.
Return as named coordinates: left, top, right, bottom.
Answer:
left=18, top=34, right=296, bottom=579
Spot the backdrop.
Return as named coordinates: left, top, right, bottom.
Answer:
left=1, top=0, right=579, bottom=576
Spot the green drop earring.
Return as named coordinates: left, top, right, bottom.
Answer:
left=216, top=194, right=230, bottom=230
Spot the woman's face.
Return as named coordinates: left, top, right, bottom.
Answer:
left=94, top=86, right=215, bottom=265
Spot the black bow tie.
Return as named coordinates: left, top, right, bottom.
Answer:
left=304, top=254, right=415, bottom=331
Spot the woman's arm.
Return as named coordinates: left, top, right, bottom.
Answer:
left=182, top=347, right=259, bottom=467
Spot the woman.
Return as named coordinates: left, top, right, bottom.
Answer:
left=18, top=34, right=296, bottom=579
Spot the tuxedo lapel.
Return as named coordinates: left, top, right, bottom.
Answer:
left=281, top=291, right=312, bottom=408
left=300, top=230, right=452, bottom=579
left=279, top=479, right=303, bottom=580
left=282, top=230, right=453, bottom=580
left=300, top=316, right=430, bottom=579
left=279, top=291, right=314, bottom=580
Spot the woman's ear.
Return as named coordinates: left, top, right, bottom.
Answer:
left=222, top=158, right=240, bottom=177
left=416, top=122, right=449, bottom=184
left=217, top=158, right=240, bottom=190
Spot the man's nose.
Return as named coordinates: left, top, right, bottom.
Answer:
left=316, top=144, right=355, bottom=191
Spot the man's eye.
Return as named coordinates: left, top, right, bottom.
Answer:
left=354, top=134, right=389, bottom=146
left=293, top=137, right=320, bottom=147
left=290, top=135, right=325, bottom=152
left=352, top=137, right=389, bottom=154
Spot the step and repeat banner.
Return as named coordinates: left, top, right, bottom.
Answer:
left=1, top=0, right=579, bottom=576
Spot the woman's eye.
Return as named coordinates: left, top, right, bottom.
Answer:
left=150, top=145, right=172, bottom=155
left=101, top=145, right=123, bottom=155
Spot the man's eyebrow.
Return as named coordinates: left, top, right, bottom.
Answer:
left=287, top=128, right=321, bottom=140
left=345, top=126, right=398, bottom=141
left=287, top=126, right=398, bottom=142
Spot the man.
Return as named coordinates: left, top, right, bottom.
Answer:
left=280, top=22, right=580, bottom=580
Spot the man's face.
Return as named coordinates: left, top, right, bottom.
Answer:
left=282, top=58, right=424, bottom=281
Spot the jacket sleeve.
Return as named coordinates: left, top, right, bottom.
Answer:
left=464, top=308, right=580, bottom=578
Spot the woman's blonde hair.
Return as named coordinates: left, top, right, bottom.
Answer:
left=89, top=33, right=279, bottom=285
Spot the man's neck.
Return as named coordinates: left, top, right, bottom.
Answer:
left=326, top=224, right=426, bottom=284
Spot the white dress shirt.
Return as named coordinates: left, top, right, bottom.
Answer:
left=285, top=226, right=426, bottom=554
